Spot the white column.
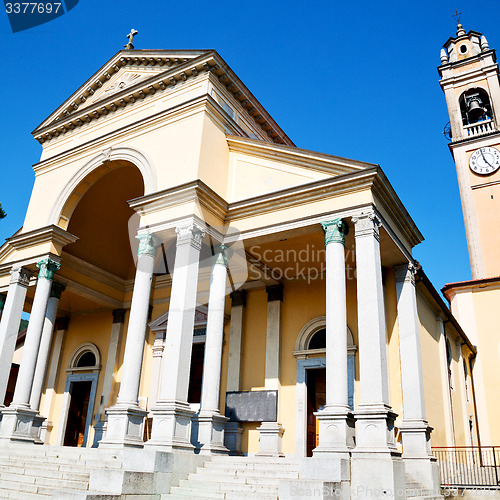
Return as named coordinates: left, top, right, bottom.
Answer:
left=314, top=219, right=351, bottom=458
left=147, top=221, right=205, bottom=452
left=0, top=266, right=32, bottom=407
left=100, top=233, right=159, bottom=449
left=39, top=317, right=69, bottom=443
left=0, top=259, right=59, bottom=444
left=198, top=245, right=230, bottom=454
left=350, top=211, right=404, bottom=500
left=93, top=309, right=126, bottom=446
left=224, top=290, right=246, bottom=455
left=394, top=263, right=439, bottom=492
left=257, top=284, right=284, bottom=457
left=30, top=281, right=65, bottom=412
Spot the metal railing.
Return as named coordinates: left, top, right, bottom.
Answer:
left=432, top=446, right=500, bottom=487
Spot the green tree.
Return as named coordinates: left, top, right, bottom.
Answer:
left=0, top=203, right=6, bottom=219
left=19, top=319, right=29, bottom=332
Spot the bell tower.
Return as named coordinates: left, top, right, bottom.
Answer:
left=439, top=23, right=500, bottom=279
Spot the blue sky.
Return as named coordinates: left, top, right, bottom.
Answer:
left=1, top=0, right=499, bottom=295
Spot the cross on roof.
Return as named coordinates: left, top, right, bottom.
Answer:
left=453, top=9, right=462, bottom=23
left=124, top=29, right=138, bottom=50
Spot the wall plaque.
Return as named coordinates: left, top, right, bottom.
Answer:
left=225, top=390, right=278, bottom=422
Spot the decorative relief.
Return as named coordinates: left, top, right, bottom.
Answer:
left=137, top=233, right=161, bottom=258
left=175, top=223, right=205, bottom=251
left=37, top=259, right=61, bottom=281
left=352, top=211, right=381, bottom=240
left=321, top=218, right=349, bottom=247
left=9, top=266, right=32, bottom=287
left=393, top=263, right=416, bottom=285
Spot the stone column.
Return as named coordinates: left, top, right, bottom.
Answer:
left=148, top=331, right=165, bottom=408
left=224, top=290, right=246, bottom=455
left=257, top=284, right=284, bottom=457
left=39, top=317, right=69, bottom=443
left=350, top=211, right=404, bottom=499
left=147, top=222, right=205, bottom=451
left=93, top=309, right=126, bottom=446
left=100, top=233, right=159, bottom=449
left=30, top=281, right=65, bottom=412
left=394, top=263, right=439, bottom=492
left=314, top=219, right=351, bottom=458
left=198, top=245, right=230, bottom=454
left=29, top=281, right=65, bottom=443
left=0, top=259, right=59, bottom=443
left=0, top=266, right=32, bottom=407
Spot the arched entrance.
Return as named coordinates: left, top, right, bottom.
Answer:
left=294, top=317, right=356, bottom=457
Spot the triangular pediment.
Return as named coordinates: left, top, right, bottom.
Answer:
left=33, top=49, right=212, bottom=136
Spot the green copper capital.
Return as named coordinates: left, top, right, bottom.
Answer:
left=214, top=244, right=230, bottom=268
left=137, top=233, right=161, bottom=258
left=321, top=219, right=349, bottom=247
left=37, top=259, right=61, bottom=281
left=50, top=281, right=66, bottom=300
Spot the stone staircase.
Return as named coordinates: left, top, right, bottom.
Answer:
left=167, top=455, right=301, bottom=499
left=0, top=445, right=123, bottom=499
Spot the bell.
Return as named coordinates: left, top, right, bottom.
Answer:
left=467, top=97, right=486, bottom=122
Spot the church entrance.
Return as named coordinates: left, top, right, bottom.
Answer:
left=63, top=380, right=92, bottom=447
left=306, top=367, right=326, bottom=457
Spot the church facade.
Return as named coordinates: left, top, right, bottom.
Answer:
left=0, top=25, right=494, bottom=499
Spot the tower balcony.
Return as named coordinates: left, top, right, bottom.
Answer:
left=462, top=118, right=495, bottom=139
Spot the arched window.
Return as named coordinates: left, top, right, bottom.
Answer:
left=295, top=317, right=356, bottom=410
left=68, top=343, right=100, bottom=371
left=459, top=88, right=493, bottom=125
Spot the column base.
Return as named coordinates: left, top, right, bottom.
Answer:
left=39, top=419, right=53, bottom=444
left=92, top=418, right=107, bottom=448
left=256, top=421, right=284, bottom=457
left=400, top=419, right=439, bottom=492
left=145, top=401, right=195, bottom=452
left=99, top=404, right=147, bottom=449
left=224, top=421, right=243, bottom=456
left=313, top=406, right=354, bottom=458
left=0, top=406, right=38, bottom=444
left=31, top=414, right=46, bottom=444
left=351, top=452, right=406, bottom=500
left=352, top=404, right=400, bottom=454
left=197, top=410, right=229, bottom=454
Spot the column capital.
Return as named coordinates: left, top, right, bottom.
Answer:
left=352, top=211, right=381, bottom=240
left=10, top=266, right=33, bottom=287
left=266, top=284, right=283, bottom=302
left=214, top=244, right=230, bottom=268
left=50, top=281, right=66, bottom=299
left=393, top=263, right=417, bottom=286
left=230, top=289, right=246, bottom=307
left=176, top=223, right=205, bottom=251
left=112, top=308, right=127, bottom=324
left=321, top=219, right=349, bottom=247
left=37, top=259, right=60, bottom=281
left=55, top=316, right=70, bottom=331
left=137, top=232, right=161, bottom=258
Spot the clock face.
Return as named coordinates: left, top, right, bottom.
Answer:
left=469, top=146, right=500, bottom=175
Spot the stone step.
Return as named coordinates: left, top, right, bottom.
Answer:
left=168, top=487, right=277, bottom=500
left=204, top=461, right=299, bottom=472
left=0, top=479, right=52, bottom=496
left=0, top=464, right=88, bottom=482
left=188, top=472, right=286, bottom=485
left=196, top=467, right=299, bottom=480
left=0, top=471, right=88, bottom=490
left=177, top=478, right=278, bottom=494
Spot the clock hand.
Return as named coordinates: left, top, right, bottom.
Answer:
left=480, top=149, right=492, bottom=167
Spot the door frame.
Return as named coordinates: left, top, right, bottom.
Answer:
left=56, top=372, right=99, bottom=447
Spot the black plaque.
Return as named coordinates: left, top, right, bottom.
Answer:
left=225, top=390, right=278, bottom=422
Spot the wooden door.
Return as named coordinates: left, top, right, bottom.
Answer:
left=63, top=381, right=92, bottom=447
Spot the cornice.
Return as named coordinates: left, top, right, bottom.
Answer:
left=448, top=129, right=500, bottom=148
left=226, top=135, right=373, bottom=175
left=128, top=179, right=228, bottom=221
left=6, top=225, right=78, bottom=251
left=33, top=50, right=292, bottom=147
